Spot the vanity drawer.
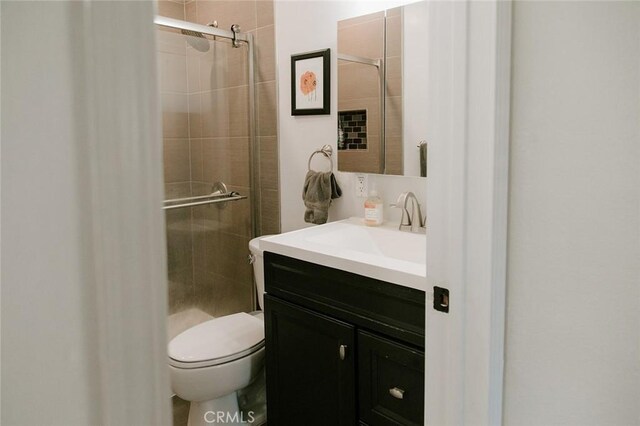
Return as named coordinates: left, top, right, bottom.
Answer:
left=358, top=331, right=425, bottom=426
left=264, top=252, right=425, bottom=347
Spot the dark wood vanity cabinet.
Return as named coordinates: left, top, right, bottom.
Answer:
left=264, top=252, right=425, bottom=426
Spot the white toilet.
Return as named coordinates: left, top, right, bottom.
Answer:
left=168, top=236, right=270, bottom=426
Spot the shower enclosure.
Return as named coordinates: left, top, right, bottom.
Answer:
left=155, top=16, right=261, bottom=332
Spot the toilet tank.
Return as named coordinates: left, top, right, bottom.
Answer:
left=249, top=236, right=272, bottom=310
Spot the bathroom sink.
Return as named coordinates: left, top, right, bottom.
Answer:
left=260, top=218, right=426, bottom=290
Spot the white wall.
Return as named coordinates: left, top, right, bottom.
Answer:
left=505, top=2, right=640, bottom=424
left=274, top=0, right=426, bottom=232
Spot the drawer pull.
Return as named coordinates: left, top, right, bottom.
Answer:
left=389, top=387, right=405, bottom=400
left=339, top=344, right=347, bottom=360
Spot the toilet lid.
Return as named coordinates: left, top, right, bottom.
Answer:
left=168, top=313, right=264, bottom=367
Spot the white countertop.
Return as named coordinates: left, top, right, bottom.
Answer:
left=260, top=218, right=426, bottom=291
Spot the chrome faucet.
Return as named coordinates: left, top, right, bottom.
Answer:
left=391, top=192, right=426, bottom=234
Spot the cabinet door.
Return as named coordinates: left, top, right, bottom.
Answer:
left=265, top=295, right=356, bottom=426
left=358, top=331, right=425, bottom=425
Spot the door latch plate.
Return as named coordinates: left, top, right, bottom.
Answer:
left=433, top=286, right=449, bottom=313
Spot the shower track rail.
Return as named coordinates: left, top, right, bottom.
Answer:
left=163, top=192, right=247, bottom=210
left=154, top=16, right=250, bottom=42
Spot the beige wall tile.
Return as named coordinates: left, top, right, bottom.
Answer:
left=338, top=10, right=385, bottom=30
left=225, top=45, right=249, bottom=88
left=338, top=18, right=384, bottom=60
left=195, top=1, right=257, bottom=32
left=386, top=6, right=402, bottom=17
left=256, top=25, right=275, bottom=82
left=162, top=93, right=190, bottom=138
left=188, top=94, right=203, bottom=138
left=194, top=269, right=252, bottom=317
left=158, top=0, right=185, bottom=20
left=338, top=62, right=380, bottom=101
left=224, top=184, right=253, bottom=236
left=165, top=181, right=192, bottom=199
left=166, top=204, right=195, bottom=317
left=185, top=1, right=197, bottom=23
left=159, top=52, right=188, bottom=93
left=201, top=138, right=227, bottom=184
left=189, top=139, right=203, bottom=181
left=186, top=55, right=200, bottom=93
left=201, top=89, right=230, bottom=138
left=385, top=55, right=402, bottom=98
left=198, top=55, right=217, bottom=92
left=385, top=95, right=402, bottom=138
left=256, top=0, right=274, bottom=29
left=165, top=207, right=194, bottom=272
left=228, top=85, right=250, bottom=137
left=199, top=45, right=248, bottom=91
left=257, top=81, right=277, bottom=136
left=193, top=268, right=216, bottom=315
left=259, top=136, right=278, bottom=191
left=338, top=135, right=381, bottom=174
left=193, top=184, right=252, bottom=238
left=385, top=14, right=402, bottom=58
left=206, top=232, right=253, bottom=282
left=163, top=138, right=191, bottom=183
left=227, top=137, right=251, bottom=187
left=385, top=135, right=403, bottom=175
left=194, top=259, right=253, bottom=317
left=260, top=188, right=280, bottom=235
left=157, top=29, right=187, bottom=55
left=190, top=181, right=211, bottom=196
left=168, top=268, right=194, bottom=314
left=201, top=137, right=250, bottom=187
left=190, top=220, right=208, bottom=272
left=213, top=276, right=253, bottom=317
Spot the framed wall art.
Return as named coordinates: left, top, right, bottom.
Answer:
left=291, top=49, right=330, bottom=115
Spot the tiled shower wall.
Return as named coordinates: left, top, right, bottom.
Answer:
left=157, top=0, right=279, bottom=317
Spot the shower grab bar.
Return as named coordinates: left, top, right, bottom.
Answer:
left=163, top=192, right=247, bottom=210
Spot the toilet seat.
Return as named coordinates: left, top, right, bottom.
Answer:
left=169, top=312, right=265, bottom=369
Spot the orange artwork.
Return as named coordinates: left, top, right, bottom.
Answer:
left=300, top=71, right=317, bottom=100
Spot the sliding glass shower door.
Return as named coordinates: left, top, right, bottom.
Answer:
left=156, top=21, right=256, bottom=334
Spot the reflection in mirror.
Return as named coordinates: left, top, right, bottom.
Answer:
left=337, top=11, right=388, bottom=174
left=337, top=2, right=427, bottom=177
left=385, top=7, right=403, bottom=175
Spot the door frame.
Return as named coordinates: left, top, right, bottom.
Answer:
left=425, top=1, right=512, bottom=424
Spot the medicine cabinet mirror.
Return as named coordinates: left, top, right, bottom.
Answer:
left=337, top=2, right=428, bottom=177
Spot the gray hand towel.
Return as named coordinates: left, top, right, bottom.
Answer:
left=302, top=171, right=341, bottom=224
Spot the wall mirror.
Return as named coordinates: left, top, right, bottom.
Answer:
left=337, top=2, right=427, bottom=177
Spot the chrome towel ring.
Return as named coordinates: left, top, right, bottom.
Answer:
left=308, top=144, right=334, bottom=171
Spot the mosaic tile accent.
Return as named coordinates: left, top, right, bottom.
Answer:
left=338, top=109, right=367, bottom=150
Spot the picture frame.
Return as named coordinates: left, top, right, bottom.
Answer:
left=291, top=49, right=331, bottom=116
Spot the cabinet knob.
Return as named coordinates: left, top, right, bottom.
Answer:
left=339, top=344, right=347, bottom=360
left=389, top=387, right=405, bottom=400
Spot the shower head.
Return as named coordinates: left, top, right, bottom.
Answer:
left=181, top=29, right=210, bottom=53
left=182, top=22, right=218, bottom=53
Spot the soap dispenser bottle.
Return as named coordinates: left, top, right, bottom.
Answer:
left=364, top=189, right=383, bottom=226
